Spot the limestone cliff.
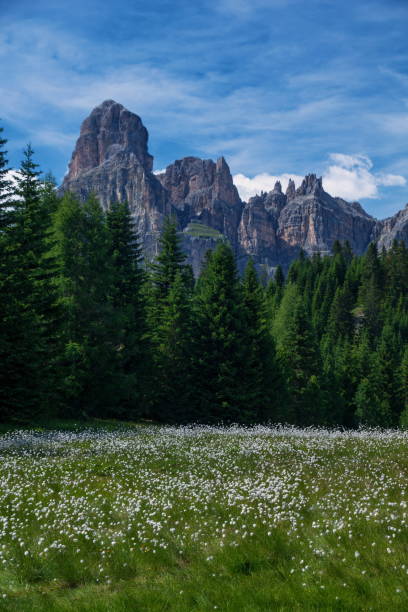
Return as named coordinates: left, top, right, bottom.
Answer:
left=374, top=204, right=408, bottom=250
left=60, top=100, right=170, bottom=259
left=59, top=101, right=407, bottom=275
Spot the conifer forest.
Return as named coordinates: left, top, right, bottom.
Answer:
left=1, top=130, right=408, bottom=429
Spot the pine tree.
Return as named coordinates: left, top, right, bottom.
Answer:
left=150, top=216, right=186, bottom=301
left=52, top=193, right=116, bottom=417
left=241, top=260, right=283, bottom=421
left=153, top=270, right=193, bottom=422
left=399, top=347, right=408, bottom=428
left=0, top=145, right=56, bottom=421
left=275, top=297, right=323, bottom=425
left=106, top=201, right=149, bottom=418
left=327, top=280, right=354, bottom=340
left=0, top=125, right=12, bottom=230
left=191, top=242, right=250, bottom=423
left=359, top=243, right=383, bottom=336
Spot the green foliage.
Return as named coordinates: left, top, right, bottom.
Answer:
left=1, top=126, right=408, bottom=428
left=150, top=216, right=187, bottom=301
left=240, top=259, right=283, bottom=421
left=106, top=202, right=149, bottom=418
left=0, top=143, right=58, bottom=422
left=184, top=221, right=223, bottom=238
left=191, top=243, right=250, bottom=422
left=51, top=193, right=117, bottom=417
left=153, top=271, right=193, bottom=422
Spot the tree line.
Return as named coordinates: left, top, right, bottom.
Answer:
left=1, top=133, right=408, bottom=427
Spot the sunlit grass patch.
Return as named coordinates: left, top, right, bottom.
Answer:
left=184, top=221, right=223, bottom=239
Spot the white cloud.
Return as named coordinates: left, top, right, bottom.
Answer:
left=328, top=153, right=372, bottom=171
left=1, top=170, right=20, bottom=201
left=324, top=153, right=406, bottom=200
left=376, top=173, right=406, bottom=187
left=233, top=172, right=304, bottom=201
left=233, top=154, right=406, bottom=202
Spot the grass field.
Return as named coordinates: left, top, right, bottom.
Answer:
left=184, top=222, right=223, bottom=239
left=0, top=424, right=407, bottom=611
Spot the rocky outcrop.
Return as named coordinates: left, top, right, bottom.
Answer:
left=60, top=100, right=171, bottom=259
left=66, top=99, right=153, bottom=179
left=156, top=156, right=242, bottom=249
left=276, top=175, right=376, bottom=263
left=375, top=204, right=408, bottom=250
left=238, top=191, right=279, bottom=267
left=238, top=174, right=376, bottom=270
left=59, top=101, right=407, bottom=276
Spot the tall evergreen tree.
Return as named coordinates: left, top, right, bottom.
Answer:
left=0, top=145, right=56, bottom=421
left=150, top=216, right=186, bottom=301
left=241, top=259, right=283, bottom=421
left=275, top=296, right=323, bottom=425
left=191, top=242, right=250, bottom=423
left=106, top=201, right=149, bottom=417
left=153, top=270, right=193, bottom=422
left=147, top=216, right=193, bottom=420
left=52, top=193, right=116, bottom=416
left=399, top=347, right=408, bottom=428
left=0, top=125, right=12, bottom=230
left=359, top=243, right=383, bottom=336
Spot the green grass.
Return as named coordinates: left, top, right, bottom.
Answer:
left=0, top=424, right=407, bottom=610
left=184, top=222, right=223, bottom=239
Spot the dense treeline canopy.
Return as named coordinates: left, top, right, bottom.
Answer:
left=1, top=132, right=408, bottom=427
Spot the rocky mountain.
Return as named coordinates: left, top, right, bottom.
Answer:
left=375, top=204, right=408, bottom=250
left=60, top=100, right=408, bottom=275
left=61, top=100, right=170, bottom=259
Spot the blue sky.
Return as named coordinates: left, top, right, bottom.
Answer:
left=1, top=0, right=408, bottom=217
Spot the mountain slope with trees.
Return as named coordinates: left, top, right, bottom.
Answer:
left=1, top=127, right=408, bottom=428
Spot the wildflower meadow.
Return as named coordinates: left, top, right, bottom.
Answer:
left=0, top=424, right=407, bottom=610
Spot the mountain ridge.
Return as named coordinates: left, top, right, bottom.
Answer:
left=60, top=100, right=407, bottom=275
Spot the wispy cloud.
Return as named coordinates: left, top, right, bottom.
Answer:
left=1, top=0, right=408, bottom=216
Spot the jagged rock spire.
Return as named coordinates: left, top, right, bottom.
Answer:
left=286, top=178, right=296, bottom=200
left=296, top=174, right=323, bottom=196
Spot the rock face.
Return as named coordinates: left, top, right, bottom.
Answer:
left=239, top=174, right=376, bottom=270
left=276, top=175, right=376, bottom=263
left=66, top=99, right=153, bottom=179
left=375, top=204, right=408, bottom=250
left=156, top=156, right=242, bottom=248
left=60, top=100, right=170, bottom=259
left=60, top=101, right=408, bottom=275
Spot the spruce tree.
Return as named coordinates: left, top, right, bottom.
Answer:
left=399, top=347, right=408, bottom=428
left=359, top=243, right=383, bottom=336
left=150, top=216, right=186, bottom=301
left=52, top=193, right=116, bottom=417
left=148, top=216, right=192, bottom=420
left=241, top=259, right=283, bottom=421
left=0, top=125, right=12, bottom=230
left=154, top=270, right=193, bottom=422
left=275, top=297, right=323, bottom=425
left=192, top=242, right=250, bottom=423
left=106, top=202, right=149, bottom=418
left=0, top=144, right=55, bottom=421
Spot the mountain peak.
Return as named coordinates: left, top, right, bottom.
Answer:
left=65, top=100, right=153, bottom=181
left=296, top=174, right=323, bottom=196
left=286, top=178, right=296, bottom=200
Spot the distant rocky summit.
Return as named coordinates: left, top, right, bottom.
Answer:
left=60, top=100, right=408, bottom=275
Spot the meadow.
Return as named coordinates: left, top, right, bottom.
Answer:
left=0, top=424, right=407, bottom=611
